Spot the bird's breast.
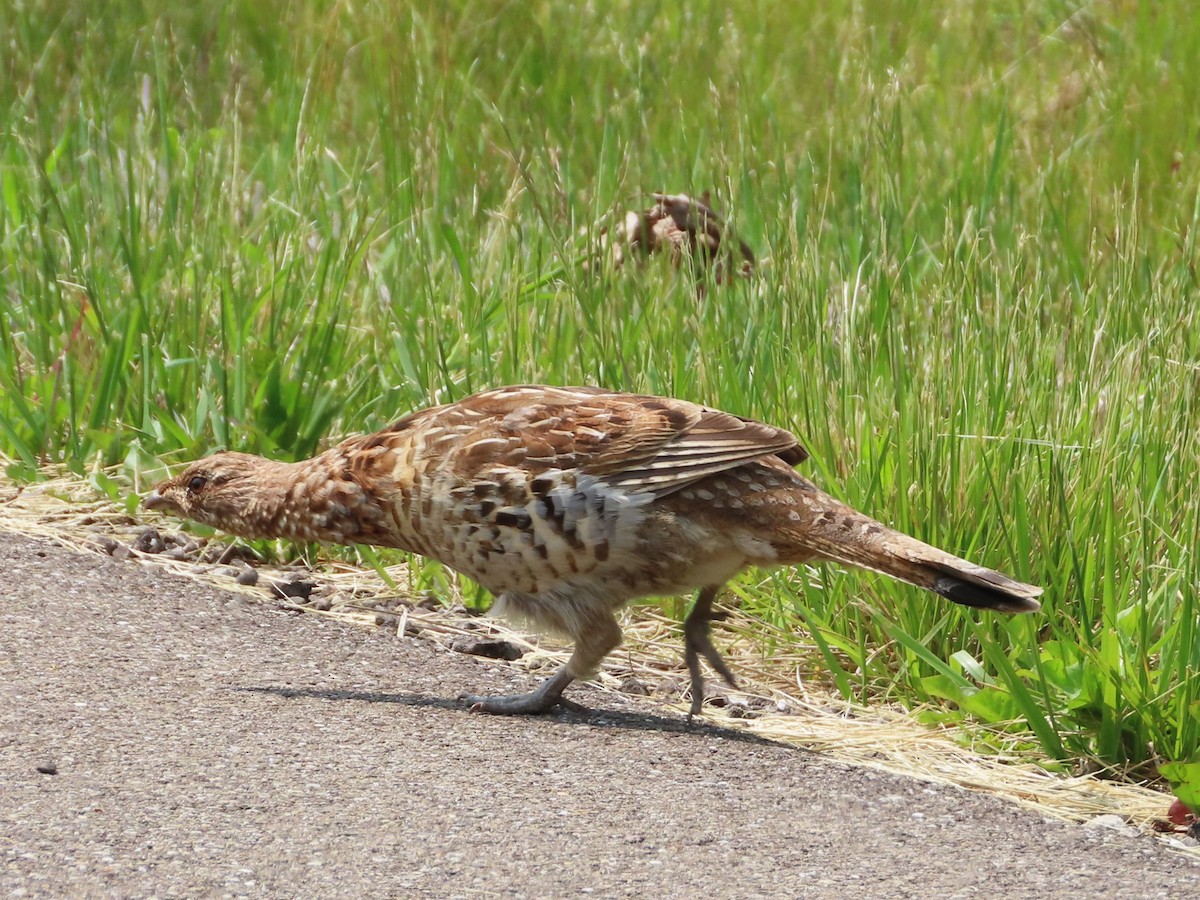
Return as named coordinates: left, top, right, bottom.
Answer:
left=381, top=466, right=661, bottom=596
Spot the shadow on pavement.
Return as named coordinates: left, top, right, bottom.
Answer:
left=234, top=685, right=784, bottom=746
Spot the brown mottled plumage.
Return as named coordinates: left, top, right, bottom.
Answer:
left=610, top=192, right=756, bottom=282
left=144, top=385, right=1041, bottom=716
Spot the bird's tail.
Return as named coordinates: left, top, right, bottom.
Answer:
left=780, top=497, right=1042, bottom=614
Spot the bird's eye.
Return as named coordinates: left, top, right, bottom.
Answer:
left=187, top=475, right=207, bottom=493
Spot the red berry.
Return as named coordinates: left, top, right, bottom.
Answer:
left=1168, top=798, right=1195, bottom=826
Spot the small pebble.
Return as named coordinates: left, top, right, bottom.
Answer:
left=111, top=545, right=131, bottom=561
left=1084, top=814, right=1131, bottom=832
left=620, top=677, right=651, bottom=696
left=200, top=543, right=261, bottom=564
left=86, top=536, right=119, bottom=555
left=267, top=579, right=315, bottom=601
left=36, top=763, right=57, bottom=776
left=132, top=528, right=166, bottom=554
left=449, top=636, right=525, bottom=661
left=656, top=676, right=683, bottom=697
left=726, top=706, right=760, bottom=719
left=235, top=567, right=259, bottom=586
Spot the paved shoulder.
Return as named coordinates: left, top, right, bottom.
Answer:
left=0, top=531, right=1196, bottom=898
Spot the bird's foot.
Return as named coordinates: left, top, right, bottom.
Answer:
left=457, top=691, right=587, bottom=715
left=458, top=666, right=580, bottom=715
left=684, top=650, right=738, bottom=724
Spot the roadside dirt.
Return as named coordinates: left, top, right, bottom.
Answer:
left=2, top=530, right=1197, bottom=898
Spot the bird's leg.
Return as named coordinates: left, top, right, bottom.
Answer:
left=460, top=608, right=622, bottom=715
left=684, top=584, right=737, bottom=719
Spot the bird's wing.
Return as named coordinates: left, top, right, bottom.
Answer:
left=361, top=385, right=807, bottom=497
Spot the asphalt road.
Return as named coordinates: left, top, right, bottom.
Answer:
left=1, top=530, right=1197, bottom=898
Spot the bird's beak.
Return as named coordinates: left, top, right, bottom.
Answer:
left=142, top=490, right=171, bottom=512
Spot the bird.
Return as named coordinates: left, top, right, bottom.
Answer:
left=607, top=192, right=756, bottom=283
left=143, top=385, right=1042, bottom=717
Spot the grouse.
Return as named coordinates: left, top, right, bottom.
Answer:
left=143, top=385, right=1042, bottom=715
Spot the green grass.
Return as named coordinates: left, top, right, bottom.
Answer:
left=3, top=0, right=1199, bottom=779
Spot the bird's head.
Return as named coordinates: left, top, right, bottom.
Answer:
left=143, top=451, right=291, bottom=538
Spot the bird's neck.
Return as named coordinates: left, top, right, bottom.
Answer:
left=209, top=442, right=401, bottom=548
left=259, top=451, right=392, bottom=546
